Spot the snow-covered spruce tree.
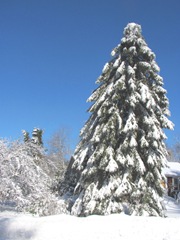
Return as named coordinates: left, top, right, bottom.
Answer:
left=61, top=23, right=174, bottom=216
left=31, top=128, right=43, bottom=146
left=22, top=130, right=30, bottom=143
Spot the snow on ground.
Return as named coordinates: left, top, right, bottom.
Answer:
left=164, top=195, right=180, bottom=218
left=0, top=196, right=180, bottom=240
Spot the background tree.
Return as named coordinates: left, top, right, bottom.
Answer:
left=22, top=130, right=30, bottom=143
left=0, top=139, right=66, bottom=216
left=31, top=128, right=43, bottom=146
left=21, top=127, right=71, bottom=185
left=60, top=23, right=174, bottom=217
left=22, top=128, right=44, bottom=165
left=166, top=146, right=175, bottom=162
left=173, top=140, right=180, bottom=162
left=166, top=137, right=180, bottom=162
left=47, top=128, right=71, bottom=182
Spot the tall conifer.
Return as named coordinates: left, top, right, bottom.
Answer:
left=61, top=23, right=174, bottom=216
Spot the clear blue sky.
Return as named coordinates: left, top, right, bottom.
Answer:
left=0, top=0, right=179, bottom=150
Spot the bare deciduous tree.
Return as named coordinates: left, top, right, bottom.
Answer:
left=167, top=138, right=180, bottom=162
left=47, top=128, right=72, bottom=179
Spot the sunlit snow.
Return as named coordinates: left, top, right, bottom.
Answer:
left=0, top=196, right=180, bottom=240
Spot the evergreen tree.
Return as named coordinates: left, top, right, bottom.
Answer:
left=22, top=130, right=30, bottom=143
left=61, top=23, right=174, bottom=216
left=31, top=128, right=43, bottom=146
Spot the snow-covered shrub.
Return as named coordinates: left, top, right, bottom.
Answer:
left=0, top=139, right=67, bottom=216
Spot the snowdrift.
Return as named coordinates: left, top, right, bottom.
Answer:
left=0, top=196, right=180, bottom=240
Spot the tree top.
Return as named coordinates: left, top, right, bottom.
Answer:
left=123, top=22, right=142, bottom=38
